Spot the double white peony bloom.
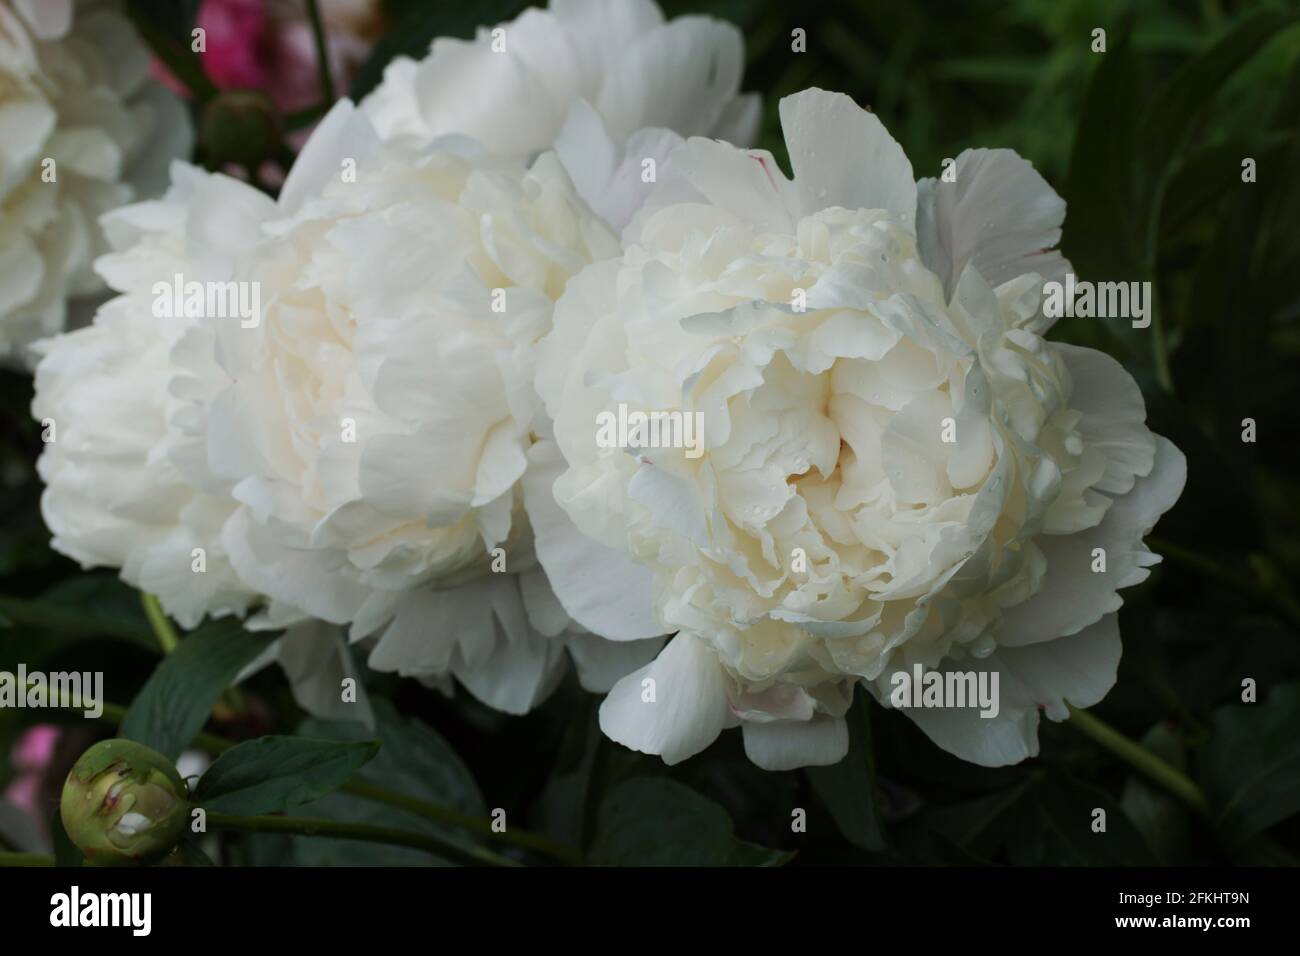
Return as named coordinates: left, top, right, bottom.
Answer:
left=32, top=0, right=1184, bottom=770
left=533, top=90, right=1185, bottom=769
left=0, top=0, right=191, bottom=364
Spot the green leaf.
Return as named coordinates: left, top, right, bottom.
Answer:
left=1159, top=133, right=1289, bottom=237
left=1204, top=682, right=1300, bottom=842
left=280, top=700, right=486, bottom=866
left=592, top=777, right=789, bottom=867
left=1062, top=33, right=1144, bottom=285
left=1120, top=724, right=1197, bottom=865
left=194, top=736, right=380, bottom=815
left=120, top=619, right=268, bottom=760
left=0, top=575, right=157, bottom=650
left=348, top=0, right=530, bottom=101
left=807, top=689, right=885, bottom=851
left=1139, top=11, right=1299, bottom=192
left=1007, top=775, right=1158, bottom=867
left=924, top=783, right=1031, bottom=860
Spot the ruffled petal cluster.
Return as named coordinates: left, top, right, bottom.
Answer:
left=536, top=89, right=1185, bottom=768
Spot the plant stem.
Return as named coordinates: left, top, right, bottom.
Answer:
left=1066, top=704, right=1209, bottom=817
left=304, top=0, right=336, bottom=103
left=0, top=851, right=54, bottom=867
left=141, top=593, right=179, bottom=654
left=45, top=690, right=584, bottom=864
left=204, top=811, right=520, bottom=867
left=341, top=780, right=584, bottom=865
left=26, top=681, right=127, bottom=725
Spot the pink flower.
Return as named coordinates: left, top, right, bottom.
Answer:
left=3, top=725, right=61, bottom=818
left=153, top=0, right=383, bottom=113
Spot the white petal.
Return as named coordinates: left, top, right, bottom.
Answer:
left=742, top=713, right=849, bottom=770
left=411, top=38, right=559, bottom=156
left=915, top=148, right=1069, bottom=299
left=598, top=633, right=731, bottom=765
left=597, top=16, right=745, bottom=142
left=778, top=89, right=916, bottom=224
left=566, top=632, right=665, bottom=693
left=881, top=614, right=1121, bottom=767
left=1059, top=344, right=1156, bottom=496
left=999, top=436, right=1185, bottom=646
left=279, top=100, right=381, bottom=216
left=222, top=508, right=371, bottom=625
left=522, top=441, right=665, bottom=641
left=662, top=138, right=794, bottom=234
left=554, top=102, right=684, bottom=233
left=453, top=578, right=567, bottom=714
left=278, top=621, right=375, bottom=728
left=627, top=461, right=708, bottom=546
left=367, top=585, right=488, bottom=676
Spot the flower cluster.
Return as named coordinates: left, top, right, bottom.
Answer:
left=30, top=0, right=1184, bottom=770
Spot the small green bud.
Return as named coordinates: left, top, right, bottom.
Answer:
left=60, top=739, right=188, bottom=866
left=199, top=89, right=281, bottom=168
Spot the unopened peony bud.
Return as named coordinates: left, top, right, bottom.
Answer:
left=60, top=739, right=188, bottom=866
left=200, top=89, right=281, bottom=167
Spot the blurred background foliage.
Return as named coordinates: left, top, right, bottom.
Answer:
left=2, top=0, right=1299, bottom=867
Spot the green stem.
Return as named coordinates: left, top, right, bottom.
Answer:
left=204, top=811, right=520, bottom=867
left=1067, top=704, right=1209, bottom=817
left=141, top=593, right=179, bottom=654
left=0, top=851, right=54, bottom=867
left=45, top=690, right=584, bottom=864
left=304, top=0, right=336, bottom=104
left=342, top=780, right=584, bottom=865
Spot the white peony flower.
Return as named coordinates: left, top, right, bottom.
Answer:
left=33, top=161, right=263, bottom=629
left=35, top=99, right=664, bottom=718
left=33, top=115, right=384, bottom=723
left=196, top=103, right=665, bottom=712
left=361, top=0, right=758, bottom=159
left=0, top=0, right=191, bottom=364
left=534, top=88, right=1187, bottom=770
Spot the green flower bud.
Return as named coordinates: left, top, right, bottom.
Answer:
left=199, top=89, right=281, bottom=168
left=60, top=739, right=188, bottom=866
